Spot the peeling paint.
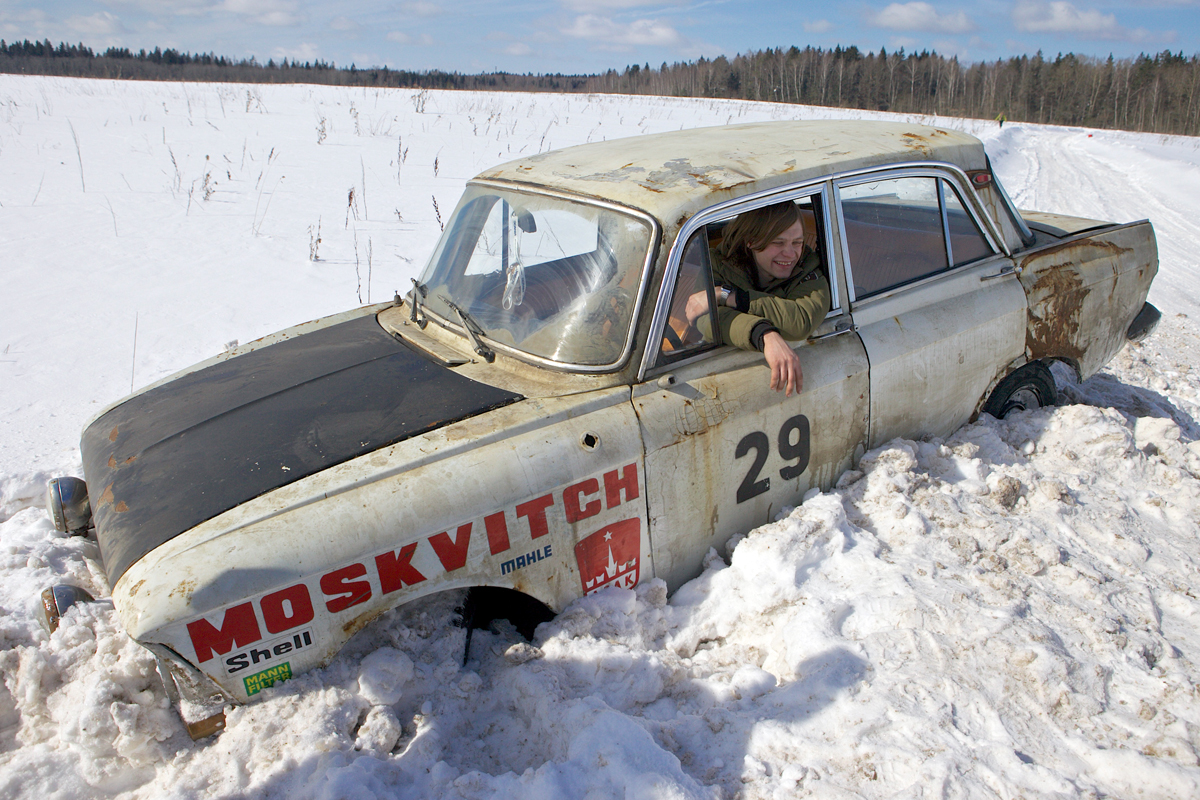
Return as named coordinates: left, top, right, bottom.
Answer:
left=169, top=578, right=197, bottom=603
left=342, top=605, right=389, bottom=637
left=1018, top=221, right=1156, bottom=379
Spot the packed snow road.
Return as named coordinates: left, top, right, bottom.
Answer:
left=1, top=76, right=1199, bottom=798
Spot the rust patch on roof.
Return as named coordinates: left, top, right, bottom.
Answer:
left=568, top=157, right=759, bottom=195
left=901, top=132, right=934, bottom=157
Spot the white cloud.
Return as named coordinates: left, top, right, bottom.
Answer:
left=0, top=7, right=49, bottom=36
left=103, top=0, right=214, bottom=15
left=330, top=16, right=360, bottom=32
left=559, top=0, right=682, bottom=9
left=885, top=35, right=919, bottom=51
left=400, top=2, right=444, bottom=17
left=872, top=2, right=973, bottom=34
left=272, top=42, right=319, bottom=62
left=386, top=31, right=433, bottom=46
left=1012, top=1, right=1122, bottom=37
left=504, top=42, right=533, bottom=56
left=803, top=20, right=834, bottom=34
left=220, top=0, right=305, bottom=26
left=562, top=15, right=683, bottom=49
left=65, top=12, right=126, bottom=37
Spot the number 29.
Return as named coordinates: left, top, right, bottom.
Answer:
left=734, top=415, right=810, bottom=504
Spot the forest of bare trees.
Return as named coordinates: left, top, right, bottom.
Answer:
left=3, top=38, right=1198, bottom=136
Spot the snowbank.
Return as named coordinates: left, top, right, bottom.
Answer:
left=2, top=76, right=1199, bottom=798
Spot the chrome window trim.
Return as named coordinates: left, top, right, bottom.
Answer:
left=418, top=178, right=662, bottom=374
left=834, top=164, right=1009, bottom=305
left=987, top=155, right=1036, bottom=247
left=834, top=162, right=1009, bottom=257
left=938, top=179, right=954, bottom=266
left=843, top=250, right=1012, bottom=310
left=832, top=181, right=857, bottom=304
left=636, top=179, right=838, bottom=382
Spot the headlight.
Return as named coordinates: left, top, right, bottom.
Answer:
left=46, top=477, right=92, bottom=534
left=38, top=584, right=95, bottom=633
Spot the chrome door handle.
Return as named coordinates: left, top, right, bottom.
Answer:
left=981, top=264, right=1020, bottom=281
left=809, top=321, right=857, bottom=341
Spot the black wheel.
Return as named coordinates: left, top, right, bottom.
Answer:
left=984, top=361, right=1057, bottom=419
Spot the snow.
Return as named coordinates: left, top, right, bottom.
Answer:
left=2, top=75, right=1200, bottom=798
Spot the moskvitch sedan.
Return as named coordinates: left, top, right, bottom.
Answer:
left=43, top=120, right=1159, bottom=737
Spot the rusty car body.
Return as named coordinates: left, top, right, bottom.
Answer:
left=46, top=120, right=1159, bottom=737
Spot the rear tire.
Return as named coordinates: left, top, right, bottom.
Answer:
left=984, top=362, right=1057, bottom=419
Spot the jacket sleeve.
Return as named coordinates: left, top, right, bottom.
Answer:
left=714, top=273, right=831, bottom=350
left=744, top=273, right=831, bottom=341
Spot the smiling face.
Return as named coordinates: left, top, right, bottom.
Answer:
left=751, top=219, right=807, bottom=284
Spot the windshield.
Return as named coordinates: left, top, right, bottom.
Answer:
left=417, top=184, right=654, bottom=367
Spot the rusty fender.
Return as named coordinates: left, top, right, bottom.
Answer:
left=1017, top=220, right=1157, bottom=380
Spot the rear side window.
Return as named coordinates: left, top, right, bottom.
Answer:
left=840, top=176, right=994, bottom=299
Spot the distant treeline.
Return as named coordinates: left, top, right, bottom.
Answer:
left=3, top=38, right=1198, bottom=136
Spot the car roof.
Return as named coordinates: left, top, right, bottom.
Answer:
left=474, top=119, right=989, bottom=222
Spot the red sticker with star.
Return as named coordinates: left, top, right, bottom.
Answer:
left=574, top=518, right=641, bottom=594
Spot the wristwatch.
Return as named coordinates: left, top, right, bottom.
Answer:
left=717, top=286, right=731, bottom=306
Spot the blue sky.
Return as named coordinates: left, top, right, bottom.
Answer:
left=3, top=1, right=1197, bottom=74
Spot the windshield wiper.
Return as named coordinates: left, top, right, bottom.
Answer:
left=407, top=278, right=428, bottom=328
left=440, top=297, right=495, bottom=363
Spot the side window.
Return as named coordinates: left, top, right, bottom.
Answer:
left=841, top=177, right=947, bottom=298
left=840, top=176, right=997, bottom=299
left=655, top=228, right=719, bottom=366
left=654, top=193, right=833, bottom=367
left=943, top=181, right=994, bottom=266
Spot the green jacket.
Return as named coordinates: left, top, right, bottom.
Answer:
left=703, top=249, right=832, bottom=351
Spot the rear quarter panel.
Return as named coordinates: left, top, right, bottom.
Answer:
left=1017, top=220, right=1158, bottom=379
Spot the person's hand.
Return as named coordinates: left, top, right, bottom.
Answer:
left=685, top=289, right=710, bottom=325
left=762, top=331, right=802, bottom=396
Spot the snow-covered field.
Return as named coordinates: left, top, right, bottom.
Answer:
left=2, top=75, right=1200, bottom=799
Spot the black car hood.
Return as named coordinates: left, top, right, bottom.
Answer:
left=81, top=313, right=521, bottom=585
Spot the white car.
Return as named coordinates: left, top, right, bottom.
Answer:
left=44, top=120, right=1159, bottom=737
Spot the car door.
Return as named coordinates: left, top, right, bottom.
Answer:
left=836, top=169, right=1028, bottom=448
left=632, top=186, right=870, bottom=593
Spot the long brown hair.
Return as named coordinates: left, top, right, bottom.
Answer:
left=715, top=201, right=802, bottom=277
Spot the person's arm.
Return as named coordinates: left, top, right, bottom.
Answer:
left=715, top=272, right=831, bottom=350
left=745, top=274, right=831, bottom=341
